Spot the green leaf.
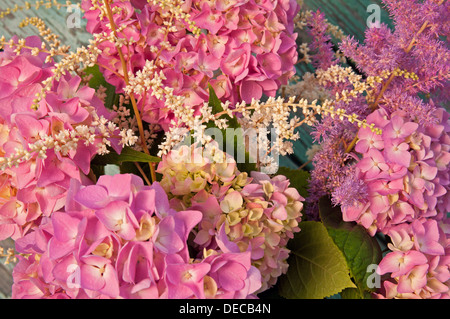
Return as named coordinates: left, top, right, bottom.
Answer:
left=275, top=167, right=310, bottom=199
left=94, top=146, right=161, bottom=166
left=319, top=197, right=382, bottom=297
left=204, top=85, right=257, bottom=174
left=207, top=84, right=239, bottom=129
left=278, top=221, right=356, bottom=299
left=84, top=65, right=118, bottom=109
left=340, top=288, right=373, bottom=299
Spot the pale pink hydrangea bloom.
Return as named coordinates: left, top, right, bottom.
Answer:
left=157, top=143, right=304, bottom=292
left=343, top=108, right=449, bottom=235
left=156, top=142, right=240, bottom=201
left=342, top=107, right=450, bottom=299
left=374, top=218, right=449, bottom=299
left=0, top=37, right=121, bottom=241
left=12, top=174, right=261, bottom=299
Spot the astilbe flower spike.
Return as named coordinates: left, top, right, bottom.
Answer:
left=305, top=10, right=339, bottom=71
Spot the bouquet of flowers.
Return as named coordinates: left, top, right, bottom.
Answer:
left=0, top=0, right=448, bottom=299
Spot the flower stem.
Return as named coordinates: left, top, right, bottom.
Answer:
left=102, top=0, right=156, bottom=183
left=134, top=162, right=152, bottom=186
left=298, top=158, right=312, bottom=170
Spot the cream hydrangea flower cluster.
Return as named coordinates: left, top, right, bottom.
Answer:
left=156, top=141, right=304, bottom=292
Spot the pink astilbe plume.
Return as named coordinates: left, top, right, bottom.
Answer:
left=340, top=0, right=450, bottom=114
left=306, top=10, right=339, bottom=70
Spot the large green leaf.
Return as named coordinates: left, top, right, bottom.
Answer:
left=278, top=221, right=356, bottom=299
left=319, top=197, right=382, bottom=298
left=94, top=146, right=161, bottom=166
left=340, top=287, right=373, bottom=299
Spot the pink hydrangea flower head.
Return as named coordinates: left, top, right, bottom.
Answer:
left=341, top=106, right=450, bottom=299
left=349, top=108, right=450, bottom=235
left=11, top=174, right=264, bottom=299
left=0, top=37, right=124, bottom=241
left=80, top=0, right=300, bottom=130
left=358, top=148, right=390, bottom=180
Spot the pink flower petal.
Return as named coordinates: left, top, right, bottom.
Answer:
left=342, top=201, right=369, bottom=222
left=51, top=212, right=80, bottom=242
left=217, top=261, right=247, bottom=291
left=166, top=262, right=211, bottom=299
left=193, top=3, right=224, bottom=34
left=272, top=204, right=287, bottom=220
left=95, top=201, right=136, bottom=241
left=75, top=185, right=109, bottom=209
left=397, top=264, right=429, bottom=293
left=154, top=216, right=184, bottom=254
left=240, top=80, right=262, bottom=104
left=220, top=43, right=251, bottom=79
left=385, top=143, right=411, bottom=168
left=101, top=263, right=120, bottom=297
left=97, top=174, right=133, bottom=201
left=216, top=224, right=241, bottom=253
left=80, top=264, right=105, bottom=291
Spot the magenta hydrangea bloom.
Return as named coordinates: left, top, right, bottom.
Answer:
left=11, top=174, right=261, bottom=299
left=81, top=0, right=300, bottom=129
left=0, top=37, right=122, bottom=241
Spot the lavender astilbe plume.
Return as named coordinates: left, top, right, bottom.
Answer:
left=383, top=0, right=449, bottom=42
left=340, top=24, right=402, bottom=76
left=382, top=88, right=440, bottom=127
left=308, top=0, right=449, bottom=211
left=340, top=0, right=450, bottom=111
left=331, top=165, right=368, bottom=209
left=306, top=97, right=370, bottom=219
left=305, top=0, right=450, bottom=299
left=409, top=34, right=450, bottom=95
left=306, top=139, right=353, bottom=220
left=306, top=10, right=339, bottom=70
left=305, top=82, right=371, bottom=219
